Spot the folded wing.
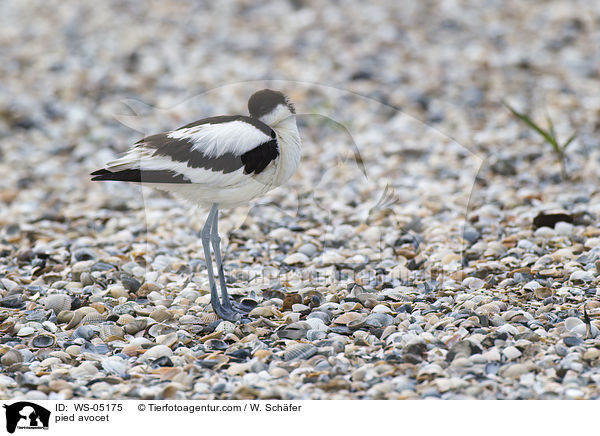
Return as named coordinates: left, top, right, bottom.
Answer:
left=91, top=115, right=279, bottom=185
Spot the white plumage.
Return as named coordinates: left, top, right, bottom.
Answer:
left=170, top=120, right=272, bottom=158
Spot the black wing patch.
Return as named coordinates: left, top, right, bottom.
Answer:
left=90, top=169, right=191, bottom=183
left=241, top=139, right=279, bottom=174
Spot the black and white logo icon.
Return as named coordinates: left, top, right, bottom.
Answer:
left=3, top=402, right=50, bottom=433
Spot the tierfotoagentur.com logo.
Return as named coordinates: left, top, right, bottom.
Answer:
left=3, top=402, right=51, bottom=433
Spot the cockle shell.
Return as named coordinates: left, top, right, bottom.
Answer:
left=65, top=307, right=98, bottom=329
left=31, top=333, right=56, bottom=348
left=80, top=311, right=106, bottom=326
left=123, top=319, right=148, bottom=335
left=333, top=312, right=365, bottom=325
left=43, top=294, right=71, bottom=313
left=283, top=343, right=317, bottom=361
left=98, top=324, right=125, bottom=342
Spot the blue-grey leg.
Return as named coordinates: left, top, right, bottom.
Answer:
left=209, top=205, right=233, bottom=311
left=210, top=205, right=251, bottom=316
left=201, top=204, right=239, bottom=322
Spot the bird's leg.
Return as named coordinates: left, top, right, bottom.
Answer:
left=201, top=204, right=239, bottom=322
left=210, top=206, right=251, bottom=316
left=209, top=205, right=233, bottom=311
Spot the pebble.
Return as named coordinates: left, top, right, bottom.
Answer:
left=502, top=346, right=522, bottom=360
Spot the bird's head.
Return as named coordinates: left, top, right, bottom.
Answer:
left=248, top=89, right=295, bottom=126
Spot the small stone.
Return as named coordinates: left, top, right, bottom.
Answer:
left=583, top=348, right=600, bottom=360
left=298, top=243, right=318, bottom=257
left=555, top=222, right=574, bottom=236
left=569, top=270, right=594, bottom=282
left=284, top=253, right=309, bottom=265
left=462, top=277, right=485, bottom=290
left=502, top=346, right=522, bottom=360
left=500, top=363, right=528, bottom=378
left=143, top=345, right=173, bottom=361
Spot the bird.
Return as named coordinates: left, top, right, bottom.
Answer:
left=91, top=89, right=301, bottom=321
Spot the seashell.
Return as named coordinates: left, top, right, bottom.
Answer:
left=307, top=311, right=331, bottom=324
left=177, top=330, right=193, bottom=345
left=340, top=302, right=362, bottom=312
left=475, top=301, right=507, bottom=316
left=347, top=318, right=366, bottom=330
left=112, top=301, right=138, bottom=316
left=80, top=342, right=109, bottom=355
left=564, top=317, right=584, bottom=332
left=276, top=322, right=311, bottom=340
left=417, top=363, right=444, bottom=381
left=57, top=310, right=74, bottom=324
left=120, top=275, right=141, bottom=293
left=215, top=321, right=236, bottom=334
left=281, top=293, right=302, bottom=311
left=143, top=344, right=173, bottom=361
left=365, top=313, right=394, bottom=328
left=124, top=319, right=148, bottom=335
left=89, top=302, right=108, bottom=314
left=0, top=320, right=16, bottom=334
left=249, top=306, right=281, bottom=318
left=42, top=321, right=58, bottom=333
left=196, top=313, right=219, bottom=324
left=116, top=314, right=135, bottom=325
left=25, top=310, right=47, bottom=323
left=1, top=349, right=24, bottom=366
left=195, top=354, right=229, bottom=369
left=43, top=294, right=71, bottom=313
left=65, top=345, right=81, bottom=357
left=533, top=287, right=553, bottom=300
left=302, top=291, right=323, bottom=308
left=304, top=317, right=328, bottom=331
left=98, top=324, right=125, bottom=342
left=371, top=304, right=393, bottom=314
left=205, top=339, right=228, bottom=351
left=137, top=282, right=161, bottom=297
left=148, top=323, right=176, bottom=338
left=200, top=331, right=223, bottom=342
left=31, top=333, right=56, bottom=348
left=102, top=356, right=130, bottom=378
left=156, top=332, right=178, bottom=348
left=20, top=349, right=35, bottom=362
left=70, top=361, right=99, bottom=379
left=121, top=344, right=145, bottom=357
left=72, top=325, right=96, bottom=341
left=65, top=307, right=98, bottom=329
left=283, top=343, right=317, bottom=361
left=72, top=247, right=98, bottom=262
left=80, top=312, right=106, bottom=326
left=333, top=312, right=365, bottom=325
left=240, top=297, right=258, bottom=309
left=306, top=329, right=327, bottom=341
left=150, top=309, right=172, bottom=323
left=16, top=326, right=35, bottom=337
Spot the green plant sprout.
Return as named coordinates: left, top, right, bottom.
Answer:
left=504, top=101, right=577, bottom=181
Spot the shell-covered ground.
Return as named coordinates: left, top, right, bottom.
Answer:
left=0, top=0, right=599, bottom=399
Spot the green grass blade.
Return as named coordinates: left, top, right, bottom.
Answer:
left=545, top=112, right=557, bottom=141
left=562, top=133, right=577, bottom=151
left=504, top=102, right=560, bottom=152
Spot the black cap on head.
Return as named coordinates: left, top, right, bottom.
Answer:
left=248, top=89, right=295, bottom=119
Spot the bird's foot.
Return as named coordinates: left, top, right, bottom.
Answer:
left=213, top=298, right=252, bottom=323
